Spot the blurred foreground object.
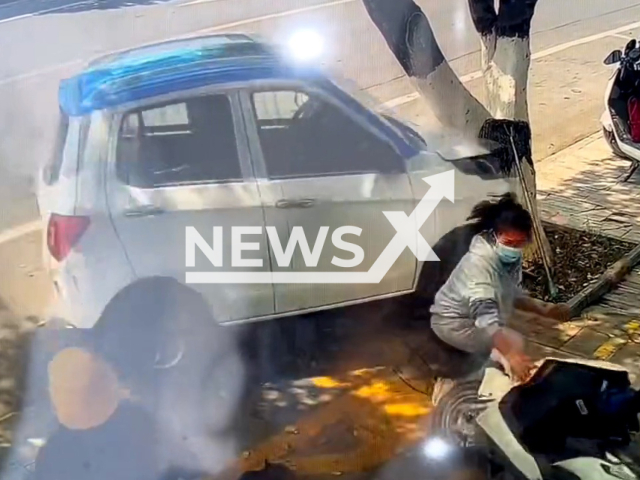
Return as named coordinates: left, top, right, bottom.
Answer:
left=47, top=347, right=123, bottom=430
left=34, top=346, right=203, bottom=480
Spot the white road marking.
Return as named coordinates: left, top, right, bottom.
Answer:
left=380, top=20, right=640, bottom=110
left=0, top=220, right=41, bottom=245
left=532, top=21, right=640, bottom=59
left=195, top=0, right=356, bottom=30
left=611, top=32, right=634, bottom=40
left=0, top=0, right=356, bottom=85
left=1, top=11, right=640, bottom=244
left=0, top=59, right=82, bottom=87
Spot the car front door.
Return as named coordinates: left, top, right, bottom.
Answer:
left=106, top=89, right=275, bottom=323
left=240, top=83, right=416, bottom=315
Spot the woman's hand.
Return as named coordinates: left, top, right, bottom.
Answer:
left=493, top=327, right=525, bottom=356
left=505, top=351, right=534, bottom=383
left=492, top=328, right=532, bottom=382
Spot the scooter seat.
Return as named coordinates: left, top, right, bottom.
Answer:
left=498, top=360, right=633, bottom=456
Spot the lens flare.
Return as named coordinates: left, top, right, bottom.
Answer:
left=422, top=437, right=453, bottom=460
left=288, top=29, right=324, bottom=61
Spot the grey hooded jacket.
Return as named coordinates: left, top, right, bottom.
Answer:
left=430, top=232, right=524, bottom=354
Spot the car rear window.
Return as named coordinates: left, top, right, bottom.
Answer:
left=116, top=94, right=242, bottom=188
left=43, top=112, right=70, bottom=186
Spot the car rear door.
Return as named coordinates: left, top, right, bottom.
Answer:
left=105, top=88, right=275, bottom=323
left=240, top=83, right=416, bottom=315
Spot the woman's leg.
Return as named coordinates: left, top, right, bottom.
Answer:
left=429, top=316, right=494, bottom=405
left=431, top=318, right=493, bottom=357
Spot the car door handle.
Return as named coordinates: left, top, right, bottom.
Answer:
left=123, top=206, right=166, bottom=218
left=275, top=198, right=316, bottom=209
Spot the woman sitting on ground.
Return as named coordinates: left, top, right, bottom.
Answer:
left=430, top=193, right=570, bottom=394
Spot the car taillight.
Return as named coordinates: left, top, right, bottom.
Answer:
left=47, top=214, right=90, bottom=262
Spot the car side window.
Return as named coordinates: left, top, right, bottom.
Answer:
left=253, top=91, right=309, bottom=120
left=250, top=89, right=405, bottom=179
left=116, top=94, right=242, bottom=188
left=141, top=103, right=189, bottom=127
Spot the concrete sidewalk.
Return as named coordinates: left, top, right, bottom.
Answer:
left=536, top=131, right=640, bottom=242
left=511, top=309, right=640, bottom=385
left=510, top=131, right=640, bottom=384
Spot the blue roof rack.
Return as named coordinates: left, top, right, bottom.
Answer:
left=59, top=35, right=319, bottom=116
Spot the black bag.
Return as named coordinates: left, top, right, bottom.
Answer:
left=500, top=360, right=637, bottom=454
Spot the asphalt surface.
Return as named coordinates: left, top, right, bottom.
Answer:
left=1, top=0, right=640, bottom=233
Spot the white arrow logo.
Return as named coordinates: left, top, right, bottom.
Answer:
left=186, top=170, right=455, bottom=284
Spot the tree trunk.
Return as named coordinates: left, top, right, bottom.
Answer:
left=470, top=0, right=553, bottom=263
left=481, top=35, right=531, bottom=121
left=363, top=0, right=554, bottom=270
left=362, top=0, right=490, bottom=137
left=470, top=0, right=538, bottom=122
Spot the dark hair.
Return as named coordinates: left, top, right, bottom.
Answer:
left=467, top=192, right=532, bottom=236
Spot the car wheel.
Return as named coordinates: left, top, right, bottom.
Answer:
left=156, top=301, right=246, bottom=437
left=95, top=279, right=246, bottom=437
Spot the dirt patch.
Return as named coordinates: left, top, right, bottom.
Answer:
left=523, top=224, right=637, bottom=303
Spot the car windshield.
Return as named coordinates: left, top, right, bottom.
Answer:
left=3, top=1, right=640, bottom=479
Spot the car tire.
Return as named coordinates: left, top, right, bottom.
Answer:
left=94, top=279, right=246, bottom=437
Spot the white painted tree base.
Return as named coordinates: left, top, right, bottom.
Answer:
left=481, top=34, right=553, bottom=262
left=482, top=35, right=531, bottom=122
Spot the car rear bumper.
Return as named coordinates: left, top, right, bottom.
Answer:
left=47, top=259, right=133, bottom=329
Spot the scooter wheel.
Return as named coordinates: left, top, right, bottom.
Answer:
left=603, top=126, right=628, bottom=158
left=428, top=379, right=487, bottom=447
left=610, top=443, right=640, bottom=478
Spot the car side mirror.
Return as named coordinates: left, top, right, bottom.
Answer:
left=604, top=50, right=623, bottom=65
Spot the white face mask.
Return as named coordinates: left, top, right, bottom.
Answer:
left=496, top=242, right=523, bottom=263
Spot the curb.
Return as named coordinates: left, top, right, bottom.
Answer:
left=536, top=131, right=602, bottom=167
left=567, top=243, right=640, bottom=317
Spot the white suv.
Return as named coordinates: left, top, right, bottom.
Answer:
left=37, top=34, right=509, bottom=344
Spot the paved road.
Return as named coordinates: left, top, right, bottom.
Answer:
left=1, top=0, right=640, bottom=233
